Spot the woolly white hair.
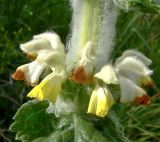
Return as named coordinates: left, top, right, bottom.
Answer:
left=66, top=0, right=85, bottom=72
left=94, top=1, right=119, bottom=71
left=67, top=0, right=120, bottom=72
left=66, top=0, right=104, bottom=71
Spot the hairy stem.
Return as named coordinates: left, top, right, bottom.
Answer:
left=67, top=0, right=119, bottom=72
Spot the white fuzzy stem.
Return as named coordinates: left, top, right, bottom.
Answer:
left=95, top=1, right=119, bottom=71
left=67, top=0, right=119, bottom=72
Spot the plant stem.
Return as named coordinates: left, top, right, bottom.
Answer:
left=67, top=0, right=119, bottom=71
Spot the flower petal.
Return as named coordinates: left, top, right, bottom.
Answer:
left=87, top=89, right=98, bottom=115
left=87, top=85, right=114, bottom=117
left=43, top=51, right=65, bottom=68
left=115, top=49, right=152, bottom=66
left=20, top=32, right=65, bottom=54
left=27, top=72, right=62, bottom=102
left=96, top=91, right=108, bottom=117
left=20, top=38, right=51, bottom=53
left=116, top=57, right=153, bottom=76
left=12, top=60, right=46, bottom=86
left=33, top=32, right=65, bottom=52
left=96, top=87, right=115, bottom=117
left=118, top=69, right=153, bottom=87
left=119, top=76, right=150, bottom=104
left=81, top=41, right=95, bottom=59
left=94, top=64, right=118, bottom=84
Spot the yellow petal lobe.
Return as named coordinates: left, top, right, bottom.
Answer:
left=27, top=73, right=61, bottom=103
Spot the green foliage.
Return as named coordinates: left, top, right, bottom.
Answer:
left=0, top=0, right=70, bottom=74
left=10, top=100, right=54, bottom=141
left=117, top=96, right=160, bottom=142
left=10, top=100, right=129, bottom=142
left=116, top=0, right=160, bottom=13
left=131, top=1, right=160, bottom=13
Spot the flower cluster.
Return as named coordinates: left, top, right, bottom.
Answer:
left=13, top=32, right=153, bottom=117
left=87, top=50, right=153, bottom=117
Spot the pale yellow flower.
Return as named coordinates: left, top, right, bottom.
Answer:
left=87, top=64, right=118, bottom=117
left=12, top=32, right=65, bottom=86
left=87, top=85, right=115, bottom=117
left=114, top=50, right=152, bottom=104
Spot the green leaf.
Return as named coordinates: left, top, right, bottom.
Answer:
left=10, top=100, right=55, bottom=142
left=116, top=0, right=160, bottom=13
left=130, top=0, right=160, bottom=13
left=102, top=110, right=129, bottom=142
left=10, top=99, right=129, bottom=142
left=32, top=112, right=129, bottom=142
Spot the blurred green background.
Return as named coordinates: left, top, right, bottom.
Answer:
left=0, top=0, right=159, bottom=141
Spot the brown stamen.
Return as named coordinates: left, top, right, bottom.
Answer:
left=70, top=66, right=93, bottom=84
left=133, top=95, right=151, bottom=105
left=23, top=52, right=37, bottom=60
left=12, top=69, right=25, bottom=80
left=26, top=52, right=37, bottom=60
left=142, top=81, right=154, bottom=88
